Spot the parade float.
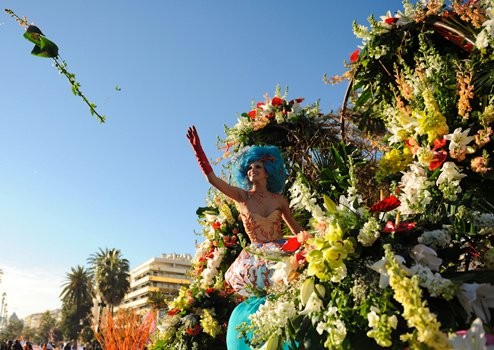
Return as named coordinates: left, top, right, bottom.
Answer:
left=150, top=1, right=494, bottom=349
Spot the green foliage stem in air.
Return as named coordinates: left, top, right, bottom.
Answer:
left=4, top=8, right=106, bottom=123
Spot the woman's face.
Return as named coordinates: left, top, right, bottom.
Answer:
left=247, top=160, right=267, bottom=182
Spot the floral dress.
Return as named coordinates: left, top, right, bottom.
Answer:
left=225, top=209, right=285, bottom=296
left=225, top=208, right=289, bottom=349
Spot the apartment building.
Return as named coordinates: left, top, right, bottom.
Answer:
left=118, top=253, right=193, bottom=313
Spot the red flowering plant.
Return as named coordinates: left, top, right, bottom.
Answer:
left=150, top=191, right=247, bottom=350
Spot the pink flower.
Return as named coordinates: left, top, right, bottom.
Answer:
left=383, top=220, right=416, bottom=233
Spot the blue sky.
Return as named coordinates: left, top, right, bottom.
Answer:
left=0, top=0, right=401, bottom=318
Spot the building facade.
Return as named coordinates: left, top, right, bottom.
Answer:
left=118, top=253, right=193, bottom=313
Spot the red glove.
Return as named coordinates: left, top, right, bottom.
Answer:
left=186, top=126, right=213, bottom=176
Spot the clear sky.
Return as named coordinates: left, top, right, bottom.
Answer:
left=0, top=0, right=402, bottom=319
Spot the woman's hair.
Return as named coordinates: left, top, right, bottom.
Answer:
left=232, top=145, right=287, bottom=193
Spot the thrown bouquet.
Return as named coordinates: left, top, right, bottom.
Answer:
left=150, top=1, right=494, bottom=349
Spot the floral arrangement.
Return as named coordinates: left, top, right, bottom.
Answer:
left=149, top=193, right=247, bottom=350
left=220, top=85, right=324, bottom=159
left=151, top=1, right=494, bottom=349
left=94, top=308, right=156, bottom=350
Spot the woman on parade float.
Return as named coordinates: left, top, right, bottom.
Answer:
left=187, top=125, right=307, bottom=349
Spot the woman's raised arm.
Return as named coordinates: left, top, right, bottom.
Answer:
left=186, top=125, right=244, bottom=202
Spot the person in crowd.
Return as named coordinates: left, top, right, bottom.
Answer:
left=11, top=340, right=22, bottom=350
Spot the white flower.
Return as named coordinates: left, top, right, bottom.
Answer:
left=476, top=30, right=491, bottom=50
left=410, top=244, right=442, bottom=271
left=200, top=247, right=225, bottom=287
left=475, top=213, right=494, bottom=235
left=457, top=283, right=494, bottom=323
left=299, top=290, right=324, bottom=315
left=357, top=217, right=381, bottom=247
left=437, top=162, right=467, bottom=187
left=418, top=228, right=452, bottom=249
left=444, top=128, right=474, bottom=153
left=449, top=318, right=492, bottom=350
left=398, top=162, right=434, bottom=214
left=367, top=307, right=380, bottom=328
left=370, top=255, right=408, bottom=288
left=409, top=264, right=456, bottom=300
left=271, top=258, right=292, bottom=285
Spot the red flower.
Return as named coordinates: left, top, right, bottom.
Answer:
left=429, top=150, right=447, bottom=170
left=295, top=251, right=307, bottom=265
left=205, top=287, right=215, bottom=295
left=385, top=17, right=398, bottom=25
left=223, top=235, right=237, bottom=247
left=433, top=137, right=447, bottom=151
left=167, top=308, right=180, bottom=316
left=186, top=324, right=202, bottom=336
left=247, top=110, right=256, bottom=119
left=271, top=97, right=284, bottom=107
left=369, top=195, right=400, bottom=212
left=350, top=49, right=360, bottom=63
left=256, top=102, right=265, bottom=108
left=405, top=138, right=419, bottom=155
left=383, top=220, right=416, bottom=233
left=295, top=98, right=304, bottom=103
left=282, top=237, right=301, bottom=252
left=211, top=221, right=221, bottom=230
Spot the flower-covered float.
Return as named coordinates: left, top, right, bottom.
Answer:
left=150, top=1, right=494, bottom=349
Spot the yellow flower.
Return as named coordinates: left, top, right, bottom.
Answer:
left=200, top=308, right=222, bottom=338
left=384, top=245, right=452, bottom=350
left=377, top=148, right=413, bottom=179
left=416, top=88, right=449, bottom=142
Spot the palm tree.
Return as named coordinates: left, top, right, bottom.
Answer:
left=147, top=291, right=171, bottom=311
left=88, top=248, right=130, bottom=314
left=60, top=265, right=94, bottom=314
left=60, top=265, right=93, bottom=349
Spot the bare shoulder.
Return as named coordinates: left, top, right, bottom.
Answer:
left=273, top=193, right=289, bottom=207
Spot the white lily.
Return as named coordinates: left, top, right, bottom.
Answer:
left=271, top=258, right=292, bottom=285
left=299, top=287, right=325, bottom=315
left=457, top=283, right=494, bottom=323
left=370, top=255, right=408, bottom=288
left=444, top=127, right=474, bottom=153
left=449, top=318, right=492, bottom=350
left=437, top=162, right=467, bottom=187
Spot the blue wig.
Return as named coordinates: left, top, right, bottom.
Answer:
left=232, top=145, right=287, bottom=193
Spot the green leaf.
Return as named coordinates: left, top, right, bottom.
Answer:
left=323, top=195, right=337, bottom=213
left=23, top=25, right=59, bottom=58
